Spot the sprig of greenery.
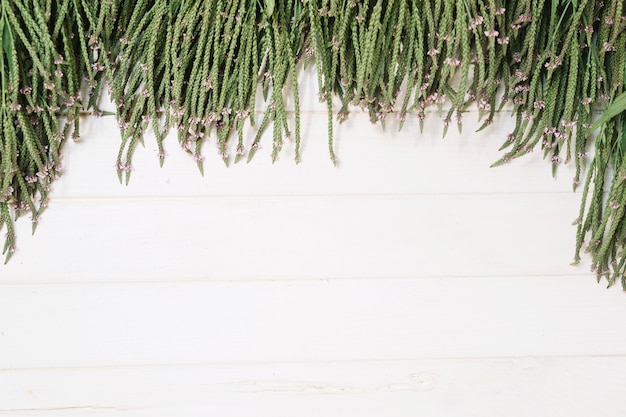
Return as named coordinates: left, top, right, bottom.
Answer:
left=0, top=0, right=96, bottom=262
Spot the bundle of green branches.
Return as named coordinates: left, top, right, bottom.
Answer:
left=0, top=0, right=101, bottom=258
left=1, top=1, right=626, bottom=288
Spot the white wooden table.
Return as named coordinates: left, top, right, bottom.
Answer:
left=2, top=72, right=625, bottom=416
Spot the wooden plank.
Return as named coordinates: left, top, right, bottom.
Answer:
left=55, top=111, right=576, bottom=198
left=0, top=277, right=623, bottom=369
left=1, top=357, right=625, bottom=416
left=3, top=194, right=591, bottom=282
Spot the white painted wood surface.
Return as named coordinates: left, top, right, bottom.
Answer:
left=1, top=72, right=625, bottom=415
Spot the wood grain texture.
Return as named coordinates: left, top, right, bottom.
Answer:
left=3, top=194, right=590, bottom=282
left=0, top=277, right=624, bottom=369
left=1, top=83, right=621, bottom=417
left=1, top=358, right=625, bottom=417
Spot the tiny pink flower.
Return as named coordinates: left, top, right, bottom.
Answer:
left=603, top=42, right=616, bottom=52
left=514, top=70, right=528, bottom=81
left=445, top=57, right=461, bottom=67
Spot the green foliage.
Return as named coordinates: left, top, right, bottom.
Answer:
left=0, top=0, right=97, bottom=261
left=1, top=0, right=626, bottom=288
left=592, top=91, right=626, bottom=132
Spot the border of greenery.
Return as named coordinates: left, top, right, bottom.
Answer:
left=1, top=1, right=625, bottom=287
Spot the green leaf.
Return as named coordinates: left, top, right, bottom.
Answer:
left=265, top=0, right=274, bottom=17
left=591, top=91, right=626, bottom=131
left=621, top=117, right=626, bottom=154
left=2, top=17, right=13, bottom=73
